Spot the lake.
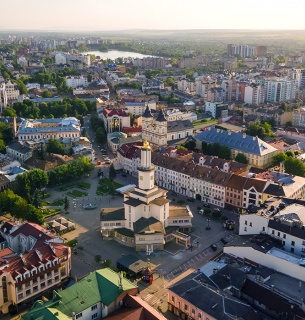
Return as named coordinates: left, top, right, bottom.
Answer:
left=84, top=50, right=156, bottom=60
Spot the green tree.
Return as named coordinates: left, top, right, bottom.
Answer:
left=42, top=90, right=52, bottom=98
left=272, top=152, right=288, bottom=166
left=184, top=140, right=196, bottom=151
left=64, top=196, right=70, bottom=212
left=285, top=121, right=292, bottom=129
left=2, top=107, right=17, bottom=117
left=268, top=118, right=276, bottom=127
left=109, top=163, right=116, bottom=181
left=285, top=150, right=295, bottom=158
left=47, top=138, right=64, bottom=155
left=32, top=189, right=42, bottom=209
left=0, top=140, right=6, bottom=154
left=94, top=255, right=102, bottom=264
left=280, top=102, right=287, bottom=112
left=235, top=153, right=248, bottom=164
left=96, top=127, right=107, bottom=144
left=176, top=145, right=188, bottom=151
left=284, top=157, right=305, bottom=177
left=219, top=145, right=231, bottom=160
left=27, top=169, right=49, bottom=194
left=87, top=74, right=93, bottom=82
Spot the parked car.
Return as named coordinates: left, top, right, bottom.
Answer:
left=187, top=198, right=195, bottom=202
left=203, top=203, right=210, bottom=208
left=221, top=238, right=228, bottom=244
left=198, top=209, right=204, bottom=214
left=211, top=244, right=217, bottom=251
left=214, top=208, right=221, bottom=212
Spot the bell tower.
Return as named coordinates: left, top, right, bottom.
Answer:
left=137, top=138, right=155, bottom=190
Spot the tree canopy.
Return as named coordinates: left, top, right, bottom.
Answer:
left=235, top=153, right=248, bottom=164
left=201, top=142, right=231, bottom=160
left=47, top=138, right=64, bottom=155
left=284, top=157, right=305, bottom=177
left=246, top=121, right=275, bottom=139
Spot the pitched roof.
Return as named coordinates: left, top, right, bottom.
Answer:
left=155, top=110, right=167, bottom=122
left=101, top=207, right=126, bottom=221
left=167, top=120, right=193, bottom=132
left=195, top=128, right=277, bottom=156
left=142, top=105, right=153, bottom=118
left=226, top=174, right=247, bottom=191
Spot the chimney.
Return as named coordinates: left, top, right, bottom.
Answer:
left=270, top=284, right=275, bottom=292
left=228, top=130, right=231, bottom=135
left=253, top=136, right=255, bottom=141
left=243, top=133, right=246, bottom=138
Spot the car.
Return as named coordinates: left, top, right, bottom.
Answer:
left=210, top=244, right=217, bottom=251
left=198, top=209, right=204, bottom=214
left=203, top=203, right=210, bottom=208
left=221, top=238, right=228, bottom=244
left=214, top=208, right=221, bottom=212
left=187, top=198, right=195, bottom=202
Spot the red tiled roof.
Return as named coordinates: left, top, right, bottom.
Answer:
left=0, top=248, right=14, bottom=258
left=4, top=243, right=69, bottom=280
left=10, top=222, right=56, bottom=248
left=118, top=142, right=142, bottom=159
left=122, top=126, right=142, bottom=133
left=103, top=108, right=129, bottom=118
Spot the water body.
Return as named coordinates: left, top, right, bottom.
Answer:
left=84, top=50, right=156, bottom=60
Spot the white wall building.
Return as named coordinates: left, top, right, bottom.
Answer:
left=5, top=80, right=20, bottom=102
left=244, top=84, right=265, bottom=104
left=65, top=76, right=88, bottom=88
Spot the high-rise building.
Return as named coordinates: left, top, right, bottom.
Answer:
left=244, top=83, right=265, bottom=104
left=264, top=78, right=297, bottom=102
left=228, top=44, right=267, bottom=57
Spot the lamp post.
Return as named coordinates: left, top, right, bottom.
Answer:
left=206, top=219, right=211, bottom=230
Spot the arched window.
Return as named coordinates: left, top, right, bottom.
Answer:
left=2, top=276, right=8, bottom=303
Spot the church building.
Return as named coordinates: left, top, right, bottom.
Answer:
left=141, top=106, right=193, bottom=146
left=100, top=138, right=193, bottom=252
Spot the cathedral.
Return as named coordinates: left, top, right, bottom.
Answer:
left=141, top=106, right=193, bottom=146
left=100, top=138, right=193, bottom=252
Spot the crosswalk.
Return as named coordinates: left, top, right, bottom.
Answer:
left=142, top=293, right=161, bottom=306
left=164, top=233, right=237, bottom=281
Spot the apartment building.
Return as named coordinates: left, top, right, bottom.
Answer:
left=124, top=100, right=156, bottom=116
left=227, top=44, right=267, bottom=57
left=0, top=221, right=70, bottom=314
left=244, top=83, right=265, bottom=104
left=264, top=78, right=297, bottom=102
left=0, top=82, right=8, bottom=110
left=4, top=80, right=19, bottom=102
left=293, top=107, right=305, bottom=127
left=177, top=77, right=195, bottom=92
left=204, top=102, right=228, bottom=119
left=65, top=75, right=88, bottom=88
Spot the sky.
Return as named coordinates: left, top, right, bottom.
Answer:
left=1, top=0, right=305, bottom=31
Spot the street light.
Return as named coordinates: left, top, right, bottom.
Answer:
left=206, top=219, right=211, bottom=230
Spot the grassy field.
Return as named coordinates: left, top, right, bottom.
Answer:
left=68, top=190, right=88, bottom=198
left=96, top=178, right=124, bottom=195
left=192, top=119, right=217, bottom=126
left=78, top=182, right=91, bottom=189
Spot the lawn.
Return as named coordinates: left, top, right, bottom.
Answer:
left=96, top=178, right=124, bottom=195
left=41, top=201, right=50, bottom=206
left=42, top=208, right=61, bottom=216
left=78, top=182, right=91, bottom=189
left=59, top=183, right=77, bottom=191
left=192, top=119, right=217, bottom=126
left=68, top=190, right=88, bottom=198
left=50, top=199, right=65, bottom=206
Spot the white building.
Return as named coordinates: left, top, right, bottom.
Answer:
left=65, top=76, right=88, bottom=88
left=244, top=83, right=265, bottom=104
left=124, top=101, right=156, bottom=116
left=17, top=117, right=81, bottom=142
left=177, top=77, right=195, bottom=92
left=0, top=82, right=8, bottom=110
left=264, top=78, right=297, bottom=102
left=293, top=68, right=305, bottom=88
left=166, top=109, right=197, bottom=123
left=4, top=80, right=19, bottom=102
left=26, top=83, right=40, bottom=90
left=239, top=202, right=305, bottom=258
left=293, top=107, right=305, bottom=127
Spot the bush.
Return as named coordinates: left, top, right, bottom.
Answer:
left=102, top=259, right=111, bottom=268
left=212, top=211, right=222, bottom=219
left=221, top=216, right=228, bottom=221
left=204, top=208, right=211, bottom=214
left=177, top=200, right=185, bottom=205
left=94, top=255, right=102, bottom=264
left=67, top=239, right=78, bottom=247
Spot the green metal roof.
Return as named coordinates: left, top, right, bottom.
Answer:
left=22, top=269, right=138, bottom=320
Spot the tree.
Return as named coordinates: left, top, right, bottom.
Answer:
left=219, top=145, right=231, bottom=160
left=42, top=90, right=52, bottom=98
left=0, top=140, right=6, bottom=154
left=32, top=189, right=42, bottom=209
left=27, top=169, right=49, bottom=194
left=109, top=163, right=116, bottom=181
left=285, top=121, right=292, bottom=129
left=184, top=140, right=196, bottom=151
left=285, top=150, right=295, bottom=158
left=96, top=127, right=107, bottom=144
left=47, top=138, right=64, bottom=155
left=2, top=107, right=16, bottom=117
left=94, top=255, right=102, bottom=264
left=87, top=74, right=93, bottom=82
left=176, top=145, right=188, bottom=151
left=268, top=118, right=276, bottom=127
left=64, top=196, right=70, bottom=212
left=284, top=157, right=305, bottom=177
left=280, top=102, right=287, bottom=112
left=272, top=152, right=287, bottom=166
left=235, top=153, right=248, bottom=164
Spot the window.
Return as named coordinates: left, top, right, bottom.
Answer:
left=192, top=309, right=195, bottom=314
left=171, top=296, right=175, bottom=302
left=91, top=304, right=97, bottom=311
left=60, top=263, right=66, bottom=277
left=272, top=230, right=275, bottom=235
left=40, top=275, right=45, bottom=281
left=40, top=282, right=45, bottom=289
left=277, top=232, right=280, bottom=237
left=262, top=227, right=265, bottom=232
left=33, top=286, right=38, bottom=292
left=291, top=241, right=295, bottom=246
left=244, top=227, right=247, bottom=232
left=249, top=222, right=252, bottom=227
left=92, top=313, right=98, bottom=320
left=245, top=221, right=247, bottom=225
left=184, top=304, right=188, bottom=310
left=76, top=313, right=83, bottom=319
left=2, top=276, right=8, bottom=303
left=26, top=289, right=31, bottom=296
left=18, top=293, right=23, bottom=300
left=198, top=314, right=202, bottom=319
left=283, top=234, right=286, bottom=239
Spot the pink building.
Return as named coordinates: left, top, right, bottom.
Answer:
left=225, top=174, right=247, bottom=209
